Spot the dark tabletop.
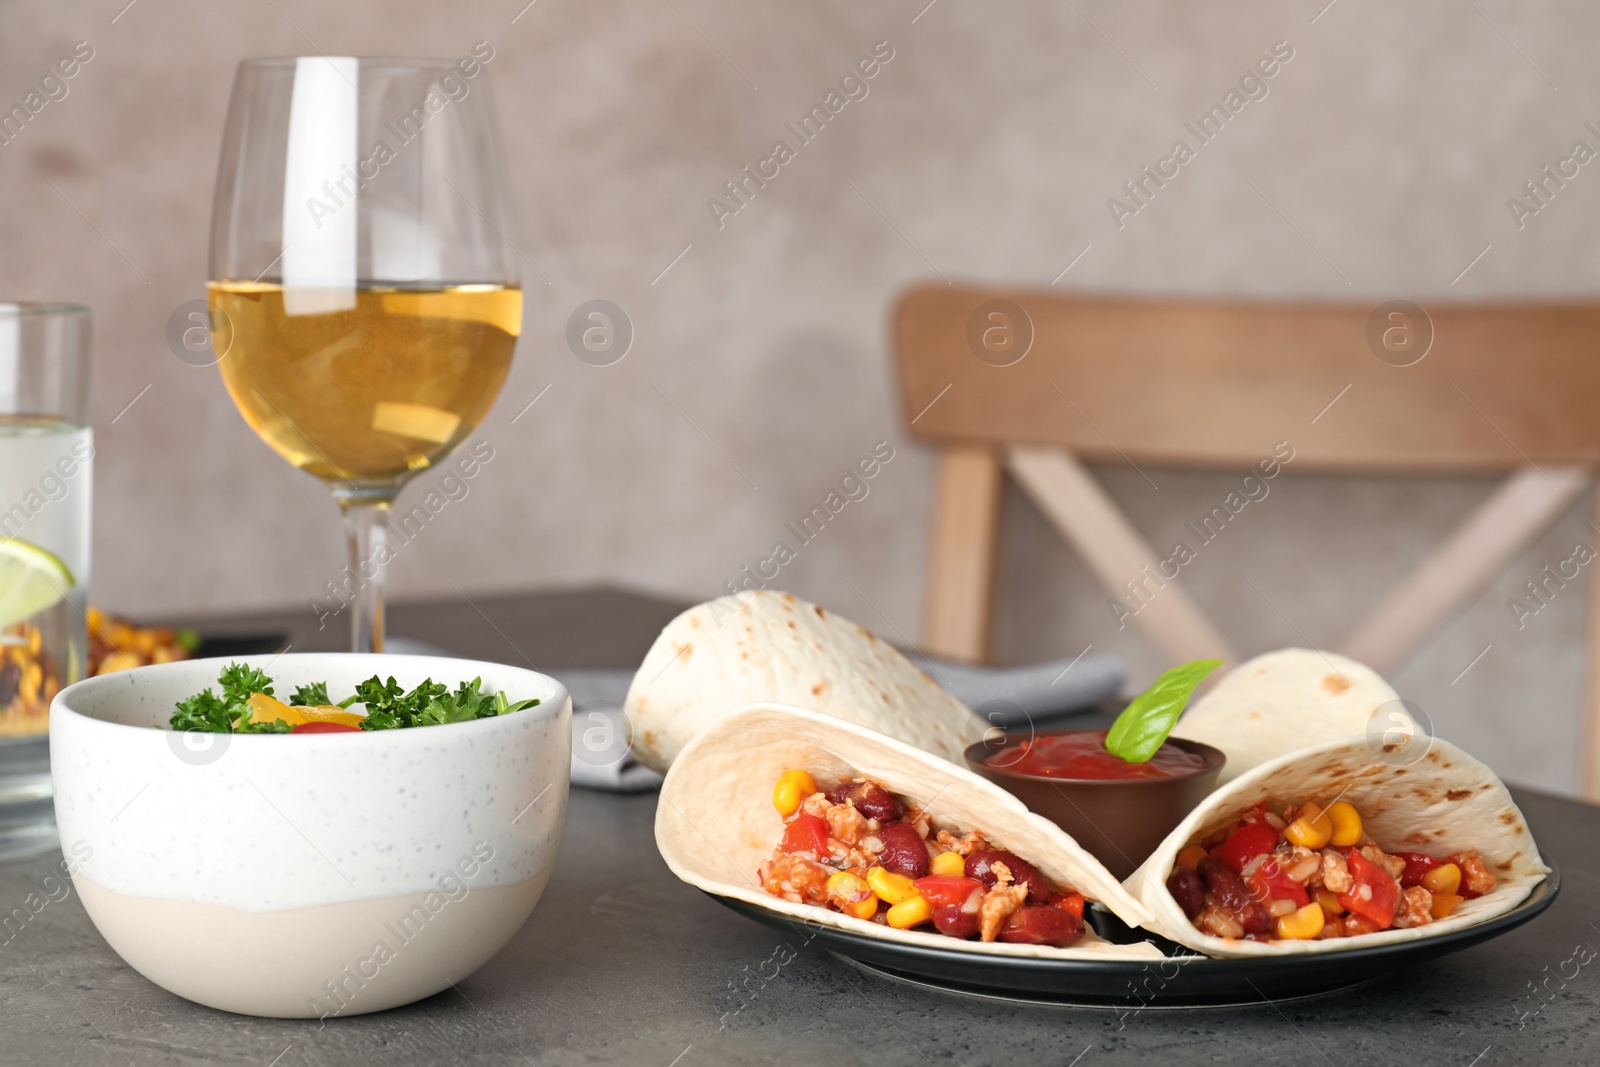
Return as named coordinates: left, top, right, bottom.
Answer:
left=5, top=588, right=1596, bottom=1065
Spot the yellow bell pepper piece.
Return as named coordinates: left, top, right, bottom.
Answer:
left=297, top=704, right=366, bottom=727
left=244, top=692, right=364, bottom=728
left=244, top=691, right=295, bottom=725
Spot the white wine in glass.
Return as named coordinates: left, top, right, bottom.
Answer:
left=208, top=56, right=522, bottom=651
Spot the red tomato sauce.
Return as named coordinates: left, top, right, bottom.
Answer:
left=985, top=730, right=1207, bottom=780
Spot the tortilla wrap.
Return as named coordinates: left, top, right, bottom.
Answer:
left=1125, top=734, right=1549, bottom=957
left=1173, top=649, right=1409, bottom=785
left=657, top=703, right=1164, bottom=960
left=626, top=591, right=985, bottom=773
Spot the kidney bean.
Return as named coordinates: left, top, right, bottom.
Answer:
left=930, top=903, right=979, bottom=939
left=1196, top=857, right=1249, bottom=910
left=825, top=781, right=853, bottom=805
left=1166, top=867, right=1206, bottom=920
left=1197, top=857, right=1272, bottom=936
left=965, top=850, right=1051, bottom=904
left=847, top=781, right=903, bottom=821
left=875, top=821, right=930, bottom=878
left=1241, top=907, right=1274, bottom=936
left=997, top=906, right=1085, bottom=948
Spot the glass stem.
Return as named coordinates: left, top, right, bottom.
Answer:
left=339, top=499, right=392, bottom=653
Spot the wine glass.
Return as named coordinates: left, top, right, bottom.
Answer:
left=208, top=56, right=521, bottom=652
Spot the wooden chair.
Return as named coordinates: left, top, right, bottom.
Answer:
left=892, top=285, right=1600, bottom=799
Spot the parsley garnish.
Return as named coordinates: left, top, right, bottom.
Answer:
left=169, top=662, right=289, bottom=734
left=288, top=681, right=330, bottom=706
left=353, top=675, right=541, bottom=730
left=167, top=664, right=539, bottom=733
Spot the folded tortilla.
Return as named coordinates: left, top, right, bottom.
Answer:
left=626, top=590, right=985, bottom=773
left=1173, top=649, right=1408, bottom=785
left=1125, top=733, right=1550, bottom=957
left=657, top=703, right=1165, bottom=960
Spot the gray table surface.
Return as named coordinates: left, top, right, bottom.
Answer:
left=4, top=589, right=1597, bottom=1065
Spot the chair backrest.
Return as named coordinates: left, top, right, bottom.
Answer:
left=891, top=284, right=1600, bottom=799
left=894, top=285, right=1600, bottom=470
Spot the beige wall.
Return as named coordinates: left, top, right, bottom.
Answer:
left=3, top=1, right=1597, bottom=793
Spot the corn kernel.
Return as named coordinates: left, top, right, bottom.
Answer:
left=1284, top=804, right=1333, bottom=849
left=886, top=893, right=931, bottom=930
left=867, top=867, right=920, bottom=905
left=1431, top=892, right=1464, bottom=920
left=1314, top=888, right=1345, bottom=917
left=931, top=851, right=966, bottom=877
left=772, top=770, right=817, bottom=817
left=1275, top=902, right=1326, bottom=940
left=1175, top=845, right=1209, bottom=870
left=1326, top=801, right=1363, bottom=847
left=1421, top=862, right=1460, bottom=896
left=827, top=871, right=878, bottom=919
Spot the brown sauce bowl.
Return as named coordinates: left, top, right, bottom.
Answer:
left=964, top=732, right=1225, bottom=881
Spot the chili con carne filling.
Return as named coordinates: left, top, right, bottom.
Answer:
left=759, top=769, right=1088, bottom=947
left=1166, top=798, right=1498, bottom=941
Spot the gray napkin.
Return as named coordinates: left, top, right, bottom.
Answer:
left=382, top=638, right=663, bottom=792
left=558, top=669, right=665, bottom=793
left=384, top=637, right=1127, bottom=793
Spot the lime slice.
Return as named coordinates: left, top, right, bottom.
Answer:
left=0, top=538, right=75, bottom=631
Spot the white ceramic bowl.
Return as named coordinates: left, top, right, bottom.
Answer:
left=50, top=654, right=570, bottom=1018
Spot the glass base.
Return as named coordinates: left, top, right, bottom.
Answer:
left=0, top=734, right=58, bottom=860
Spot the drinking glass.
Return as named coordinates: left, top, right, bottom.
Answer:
left=0, top=302, right=91, bottom=858
left=208, top=56, right=522, bottom=651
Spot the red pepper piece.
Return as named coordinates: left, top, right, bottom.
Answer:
left=1246, top=856, right=1309, bottom=907
left=1392, top=851, right=1442, bottom=888
left=290, top=721, right=361, bottom=733
left=1338, top=848, right=1400, bottom=930
left=780, top=813, right=831, bottom=856
left=1214, top=822, right=1277, bottom=873
left=913, top=875, right=987, bottom=908
left=1052, top=891, right=1086, bottom=919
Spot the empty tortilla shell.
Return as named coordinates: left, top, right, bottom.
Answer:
left=656, top=703, right=1164, bottom=960
left=1125, top=734, right=1549, bottom=957
left=1173, top=649, right=1408, bottom=785
left=626, top=590, right=985, bottom=773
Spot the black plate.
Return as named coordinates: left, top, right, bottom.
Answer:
left=709, top=868, right=1559, bottom=1006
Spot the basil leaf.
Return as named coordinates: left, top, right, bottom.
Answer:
left=1104, top=659, right=1223, bottom=764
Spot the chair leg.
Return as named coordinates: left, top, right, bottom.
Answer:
left=1007, top=446, right=1236, bottom=665
left=922, top=445, right=1002, bottom=663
